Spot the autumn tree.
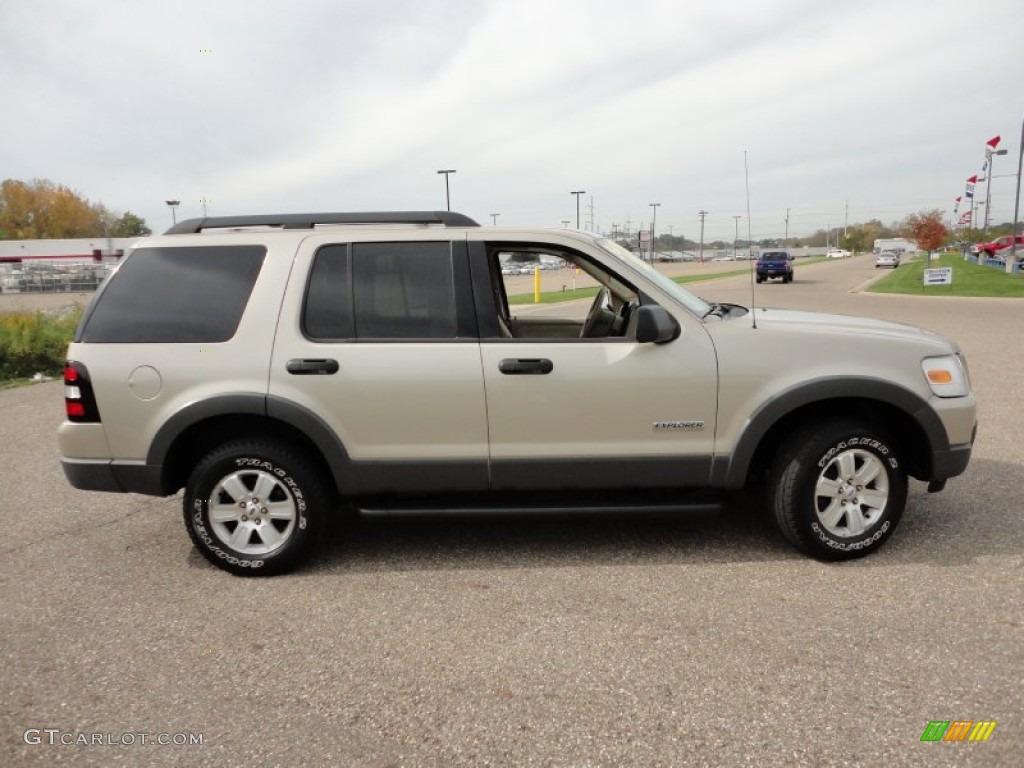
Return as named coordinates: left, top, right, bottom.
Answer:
left=0, top=178, right=149, bottom=239
left=903, top=210, right=949, bottom=254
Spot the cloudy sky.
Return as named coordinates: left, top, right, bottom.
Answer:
left=2, top=0, right=1021, bottom=241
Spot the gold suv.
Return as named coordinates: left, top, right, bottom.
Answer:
left=58, top=212, right=977, bottom=575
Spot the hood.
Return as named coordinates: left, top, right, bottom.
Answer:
left=746, top=307, right=955, bottom=349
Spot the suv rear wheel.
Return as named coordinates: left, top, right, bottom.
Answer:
left=770, top=421, right=907, bottom=560
left=183, top=439, right=328, bottom=576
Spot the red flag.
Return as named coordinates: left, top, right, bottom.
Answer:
left=986, top=136, right=1001, bottom=149
left=967, top=175, right=978, bottom=184
left=955, top=196, right=962, bottom=203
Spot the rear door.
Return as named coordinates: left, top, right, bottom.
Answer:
left=269, top=233, right=489, bottom=494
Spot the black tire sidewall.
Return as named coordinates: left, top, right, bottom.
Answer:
left=775, top=425, right=907, bottom=560
left=184, top=442, right=323, bottom=576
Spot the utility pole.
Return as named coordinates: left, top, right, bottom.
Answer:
left=784, top=208, right=790, bottom=249
left=436, top=169, right=456, bottom=211
left=649, top=203, right=661, bottom=263
left=570, top=190, right=586, bottom=229
left=165, top=200, right=180, bottom=225
left=587, top=196, right=596, bottom=232
left=733, top=215, right=741, bottom=260
left=490, top=213, right=500, bottom=226
left=698, top=210, right=709, bottom=263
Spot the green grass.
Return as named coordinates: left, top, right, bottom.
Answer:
left=507, top=266, right=757, bottom=305
left=0, top=307, right=81, bottom=381
left=868, top=254, right=1024, bottom=298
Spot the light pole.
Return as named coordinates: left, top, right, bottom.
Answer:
left=561, top=220, right=571, bottom=228
left=649, top=203, right=661, bottom=263
left=571, top=190, right=586, bottom=229
left=165, top=200, right=180, bottom=225
left=200, top=197, right=209, bottom=217
left=784, top=207, right=790, bottom=250
left=697, top=210, right=708, bottom=263
left=490, top=213, right=500, bottom=226
left=732, top=215, right=741, bottom=260
left=1009, top=116, right=1023, bottom=273
left=437, top=169, right=456, bottom=211
left=983, top=148, right=1009, bottom=234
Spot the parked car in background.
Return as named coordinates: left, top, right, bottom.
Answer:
left=875, top=251, right=900, bottom=269
left=756, top=250, right=794, bottom=283
left=825, top=248, right=851, bottom=259
left=970, top=235, right=1024, bottom=258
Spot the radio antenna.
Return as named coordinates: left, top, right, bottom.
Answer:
left=745, top=150, right=757, bottom=329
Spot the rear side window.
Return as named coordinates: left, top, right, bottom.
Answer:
left=79, top=245, right=266, bottom=343
left=303, top=241, right=457, bottom=340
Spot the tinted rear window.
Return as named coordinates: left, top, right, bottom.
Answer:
left=79, top=245, right=266, bottom=343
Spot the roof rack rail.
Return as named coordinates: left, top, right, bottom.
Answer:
left=164, top=211, right=480, bottom=234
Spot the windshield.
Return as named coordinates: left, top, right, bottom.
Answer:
left=595, top=238, right=711, bottom=316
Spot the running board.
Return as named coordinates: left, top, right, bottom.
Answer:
left=355, top=490, right=723, bottom=518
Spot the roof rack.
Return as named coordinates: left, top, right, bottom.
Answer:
left=164, top=211, right=480, bottom=235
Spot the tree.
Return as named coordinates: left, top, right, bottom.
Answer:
left=903, top=210, right=949, bottom=254
left=0, top=178, right=149, bottom=239
left=113, top=211, right=152, bottom=237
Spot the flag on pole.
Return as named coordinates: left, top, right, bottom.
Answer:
left=967, top=175, right=978, bottom=184
left=986, top=136, right=1001, bottom=149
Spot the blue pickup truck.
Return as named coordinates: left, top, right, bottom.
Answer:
left=756, top=250, right=794, bottom=283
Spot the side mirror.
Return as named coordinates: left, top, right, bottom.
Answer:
left=636, top=305, right=681, bottom=344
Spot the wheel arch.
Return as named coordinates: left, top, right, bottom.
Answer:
left=149, top=395, right=353, bottom=496
left=713, top=378, right=947, bottom=489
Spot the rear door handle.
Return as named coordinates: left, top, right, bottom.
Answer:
left=286, top=358, right=339, bottom=375
left=498, top=358, right=553, bottom=375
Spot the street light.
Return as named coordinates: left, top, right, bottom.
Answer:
left=571, top=190, right=586, bottom=229
left=561, top=220, right=571, bottom=228
left=437, top=169, right=456, bottom=211
left=983, top=148, right=1009, bottom=234
left=733, top=215, right=741, bottom=260
left=165, top=200, right=180, bottom=225
left=490, top=213, right=500, bottom=226
left=649, top=203, right=661, bottom=263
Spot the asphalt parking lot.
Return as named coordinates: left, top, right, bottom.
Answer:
left=1, top=254, right=1021, bottom=766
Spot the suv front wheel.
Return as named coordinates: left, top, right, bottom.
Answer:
left=183, top=439, right=328, bottom=576
left=770, top=422, right=907, bottom=560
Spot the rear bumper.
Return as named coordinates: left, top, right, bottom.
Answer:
left=61, top=458, right=166, bottom=496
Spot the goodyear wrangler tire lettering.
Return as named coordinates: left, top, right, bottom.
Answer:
left=771, top=422, right=907, bottom=561
left=183, top=439, right=328, bottom=577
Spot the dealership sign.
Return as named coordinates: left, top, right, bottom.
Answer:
left=923, top=267, right=953, bottom=285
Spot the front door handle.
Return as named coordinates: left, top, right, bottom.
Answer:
left=499, top=358, right=554, bottom=375
left=286, top=358, right=339, bottom=375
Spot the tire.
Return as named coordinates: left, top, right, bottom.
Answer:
left=770, top=421, right=907, bottom=560
left=183, top=439, right=329, bottom=576
left=756, top=276, right=764, bottom=283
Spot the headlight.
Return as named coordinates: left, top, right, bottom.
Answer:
left=922, top=355, right=970, bottom=398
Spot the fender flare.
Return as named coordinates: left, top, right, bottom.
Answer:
left=711, top=377, right=947, bottom=488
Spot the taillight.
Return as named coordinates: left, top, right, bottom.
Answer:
left=64, top=361, right=101, bottom=423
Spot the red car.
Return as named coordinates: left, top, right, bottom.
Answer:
left=970, top=235, right=1024, bottom=258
